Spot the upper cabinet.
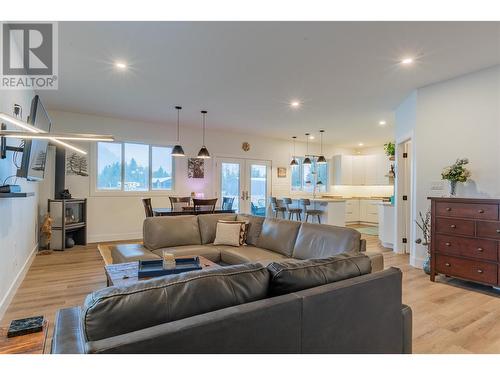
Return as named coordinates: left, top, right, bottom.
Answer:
left=331, top=154, right=391, bottom=186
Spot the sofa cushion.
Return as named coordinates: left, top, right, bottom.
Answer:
left=82, top=263, right=270, bottom=341
left=292, top=223, right=362, bottom=260
left=143, top=215, right=201, bottom=250
left=237, top=214, right=265, bottom=246
left=256, top=218, right=301, bottom=257
left=111, top=244, right=160, bottom=264
left=152, top=244, right=221, bottom=263
left=198, top=214, right=237, bottom=244
left=218, top=245, right=289, bottom=265
left=267, top=253, right=372, bottom=295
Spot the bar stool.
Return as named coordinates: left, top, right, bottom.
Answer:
left=299, top=198, right=322, bottom=224
left=270, top=197, right=286, bottom=219
left=282, top=198, right=302, bottom=221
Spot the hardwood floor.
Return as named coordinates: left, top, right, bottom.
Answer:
left=2, top=233, right=500, bottom=353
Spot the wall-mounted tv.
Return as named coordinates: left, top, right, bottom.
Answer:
left=16, top=95, right=52, bottom=181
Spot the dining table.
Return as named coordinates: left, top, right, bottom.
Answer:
left=153, top=206, right=236, bottom=216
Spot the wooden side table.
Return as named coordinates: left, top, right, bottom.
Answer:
left=0, top=321, right=48, bottom=354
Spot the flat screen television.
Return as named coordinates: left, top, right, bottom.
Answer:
left=17, top=95, right=52, bottom=181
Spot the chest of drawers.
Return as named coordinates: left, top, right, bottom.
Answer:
left=429, top=197, right=500, bottom=287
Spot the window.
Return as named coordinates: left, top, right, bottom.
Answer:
left=291, top=158, right=328, bottom=193
left=96, top=142, right=174, bottom=192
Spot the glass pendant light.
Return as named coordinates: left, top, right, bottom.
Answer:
left=172, top=106, right=185, bottom=157
left=303, top=133, right=312, bottom=165
left=290, top=136, right=298, bottom=166
left=317, top=130, right=327, bottom=164
left=197, top=110, right=210, bottom=159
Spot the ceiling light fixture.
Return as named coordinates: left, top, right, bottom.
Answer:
left=114, top=61, right=127, bottom=70
left=317, top=130, right=327, bottom=164
left=379, top=120, right=386, bottom=126
left=197, top=110, right=210, bottom=159
left=290, top=100, right=301, bottom=108
left=290, top=136, right=298, bottom=166
left=358, top=142, right=364, bottom=147
left=303, top=133, right=312, bottom=165
left=171, top=106, right=185, bottom=157
left=401, top=58, right=414, bottom=65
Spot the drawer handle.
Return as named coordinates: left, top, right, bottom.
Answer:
left=496, top=229, right=500, bottom=234
left=445, top=242, right=451, bottom=246
left=446, top=207, right=451, bottom=211
left=478, top=209, right=485, bottom=213
left=445, top=262, right=451, bottom=267
left=477, top=269, right=484, bottom=274
left=450, top=224, right=456, bottom=229
left=477, top=247, right=484, bottom=252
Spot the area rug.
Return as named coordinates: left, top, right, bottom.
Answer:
left=355, top=226, right=379, bottom=236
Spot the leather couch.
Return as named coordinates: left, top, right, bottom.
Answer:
left=51, top=254, right=412, bottom=354
left=108, top=214, right=384, bottom=272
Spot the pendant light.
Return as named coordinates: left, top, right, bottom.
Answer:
left=303, top=133, right=312, bottom=165
left=290, top=136, right=298, bottom=166
left=197, top=110, right=210, bottom=159
left=171, top=106, right=185, bottom=157
left=317, top=130, right=327, bottom=164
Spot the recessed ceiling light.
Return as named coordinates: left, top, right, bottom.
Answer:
left=290, top=100, right=301, bottom=108
left=114, top=61, right=128, bottom=70
left=379, top=120, right=386, bottom=126
left=401, top=58, right=414, bottom=65
left=309, top=135, right=315, bottom=140
left=358, top=142, right=364, bottom=147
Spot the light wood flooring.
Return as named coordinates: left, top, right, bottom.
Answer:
left=2, top=233, right=500, bottom=353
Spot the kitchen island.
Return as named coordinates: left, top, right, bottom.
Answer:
left=281, top=198, right=346, bottom=227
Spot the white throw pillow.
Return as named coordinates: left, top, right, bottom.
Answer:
left=214, top=222, right=245, bottom=247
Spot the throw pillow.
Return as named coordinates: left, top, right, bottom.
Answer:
left=214, top=221, right=246, bottom=246
left=217, top=220, right=249, bottom=245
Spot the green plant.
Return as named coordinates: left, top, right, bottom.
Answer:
left=384, top=142, right=395, bottom=157
left=441, top=158, right=471, bottom=182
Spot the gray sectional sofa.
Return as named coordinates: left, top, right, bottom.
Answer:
left=108, top=213, right=384, bottom=271
left=50, top=214, right=410, bottom=354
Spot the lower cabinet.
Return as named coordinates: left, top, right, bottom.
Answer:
left=345, top=199, right=379, bottom=224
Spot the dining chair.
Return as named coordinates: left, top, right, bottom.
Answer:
left=193, top=198, right=218, bottom=213
left=282, top=198, right=302, bottom=221
left=222, top=196, right=235, bottom=210
left=299, top=198, right=322, bottom=224
left=270, top=197, right=286, bottom=219
left=142, top=198, right=154, bottom=218
left=169, top=196, right=191, bottom=210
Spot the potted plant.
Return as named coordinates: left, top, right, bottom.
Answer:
left=441, top=158, right=471, bottom=196
left=415, top=210, right=431, bottom=274
left=384, top=142, right=395, bottom=161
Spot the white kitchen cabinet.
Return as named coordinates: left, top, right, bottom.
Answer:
left=345, top=199, right=360, bottom=223
left=332, top=154, right=391, bottom=186
left=359, top=199, right=379, bottom=224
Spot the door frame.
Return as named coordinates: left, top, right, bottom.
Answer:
left=214, top=156, right=272, bottom=215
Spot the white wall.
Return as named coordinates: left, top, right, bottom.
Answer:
left=47, top=110, right=351, bottom=242
left=395, top=65, right=500, bottom=267
left=0, top=50, right=40, bottom=317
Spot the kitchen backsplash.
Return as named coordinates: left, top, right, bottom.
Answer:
left=328, top=185, right=394, bottom=197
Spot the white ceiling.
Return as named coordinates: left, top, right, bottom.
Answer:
left=42, top=21, right=500, bottom=147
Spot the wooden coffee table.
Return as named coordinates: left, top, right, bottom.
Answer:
left=105, top=256, right=221, bottom=287
left=0, top=320, right=48, bottom=354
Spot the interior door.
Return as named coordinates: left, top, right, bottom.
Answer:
left=215, top=158, right=271, bottom=215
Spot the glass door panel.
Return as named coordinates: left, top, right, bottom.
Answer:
left=219, top=161, right=242, bottom=213
left=249, top=164, right=268, bottom=216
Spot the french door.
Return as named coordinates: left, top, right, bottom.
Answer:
left=215, top=158, right=272, bottom=216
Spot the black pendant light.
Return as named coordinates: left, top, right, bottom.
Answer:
left=290, top=136, right=298, bottom=166
left=303, top=133, right=312, bottom=165
left=197, top=110, right=210, bottom=159
left=172, top=106, right=185, bottom=157
left=317, top=130, right=327, bottom=164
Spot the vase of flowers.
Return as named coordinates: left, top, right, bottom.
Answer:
left=441, top=158, right=471, bottom=197
left=384, top=142, right=395, bottom=161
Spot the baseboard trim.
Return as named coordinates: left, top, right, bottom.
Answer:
left=410, top=255, right=425, bottom=269
left=88, top=232, right=143, bottom=244
left=0, top=244, right=38, bottom=321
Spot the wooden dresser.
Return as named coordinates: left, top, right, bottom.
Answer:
left=430, top=197, right=500, bottom=287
